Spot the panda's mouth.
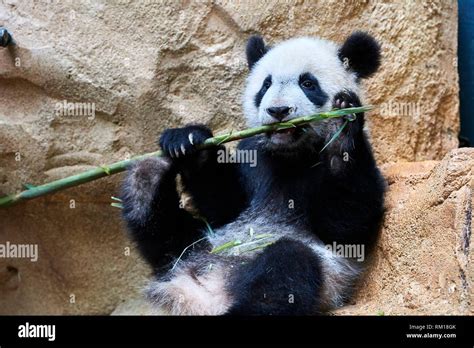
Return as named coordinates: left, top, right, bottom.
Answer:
left=267, top=126, right=307, bottom=145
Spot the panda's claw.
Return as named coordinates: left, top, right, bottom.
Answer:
left=158, top=124, right=213, bottom=160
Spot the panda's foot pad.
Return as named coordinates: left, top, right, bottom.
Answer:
left=333, top=91, right=362, bottom=122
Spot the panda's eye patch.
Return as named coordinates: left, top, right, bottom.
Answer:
left=299, top=73, right=318, bottom=90
left=262, top=76, right=272, bottom=89
left=298, top=72, right=328, bottom=107
left=254, top=75, right=272, bottom=108
left=301, top=80, right=314, bottom=89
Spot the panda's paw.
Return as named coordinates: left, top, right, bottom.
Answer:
left=333, top=90, right=363, bottom=123
left=159, top=124, right=213, bottom=159
left=121, top=157, right=173, bottom=222
left=321, top=91, right=365, bottom=173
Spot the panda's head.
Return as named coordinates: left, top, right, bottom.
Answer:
left=242, top=32, right=380, bottom=153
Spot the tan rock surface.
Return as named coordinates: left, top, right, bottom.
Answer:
left=0, top=182, right=151, bottom=314
left=0, top=1, right=463, bottom=314
left=339, top=148, right=473, bottom=315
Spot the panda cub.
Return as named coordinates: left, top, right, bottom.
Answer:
left=121, top=31, right=385, bottom=315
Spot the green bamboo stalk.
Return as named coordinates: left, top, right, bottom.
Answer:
left=0, top=105, right=373, bottom=208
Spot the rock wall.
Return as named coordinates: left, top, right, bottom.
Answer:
left=0, top=0, right=464, bottom=314
left=339, top=148, right=473, bottom=315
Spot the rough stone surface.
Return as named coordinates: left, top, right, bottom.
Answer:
left=339, top=148, right=473, bottom=315
left=0, top=178, right=151, bottom=314
left=0, top=1, right=462, bottom=314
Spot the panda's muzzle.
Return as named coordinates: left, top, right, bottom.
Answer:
left=266, top=106, right=296, bottom=121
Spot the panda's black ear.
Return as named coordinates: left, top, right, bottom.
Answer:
left=246, top=36, right=268, bottom=70
left=338, top=31, right=381, bottom=79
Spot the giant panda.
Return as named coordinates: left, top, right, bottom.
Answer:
left=121, top=31, right=385, bottom=315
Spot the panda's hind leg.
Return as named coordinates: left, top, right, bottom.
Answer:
left=121, top=157, right=206, bottom=271
left=146, top=253, right=235, bottom=315
left=226, top=238, right=324, bottom=315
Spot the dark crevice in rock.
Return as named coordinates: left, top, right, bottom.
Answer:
left=461, top=189, right=472, bottom=257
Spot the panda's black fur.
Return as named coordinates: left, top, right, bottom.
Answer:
left=121, top=31, right=385, bottom=315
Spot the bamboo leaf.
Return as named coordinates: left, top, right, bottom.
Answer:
left=210, top=240, right=242, bottom=254
left=199, top=217, right=215, bottom=237
left=319, top=120, right=349, bottom=154
left=242, top=241, right=275, bottom=253
left=171, top=237, right=208, bottom=272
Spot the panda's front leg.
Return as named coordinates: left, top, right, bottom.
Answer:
left=159, top=124, right=248, bottom=227
left=322, top=90, right=366, bottom=175
left=121, top=157, right=206, bottom=272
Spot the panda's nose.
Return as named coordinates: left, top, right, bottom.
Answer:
left=266, top=106, right=293, bottom=121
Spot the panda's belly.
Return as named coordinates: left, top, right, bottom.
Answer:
left=147, top=205, right=362, bottom=315
left=208, top=204, right=312, bottom=257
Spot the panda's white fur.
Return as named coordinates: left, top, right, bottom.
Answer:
left=147, top=257, right=233, bottom=315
